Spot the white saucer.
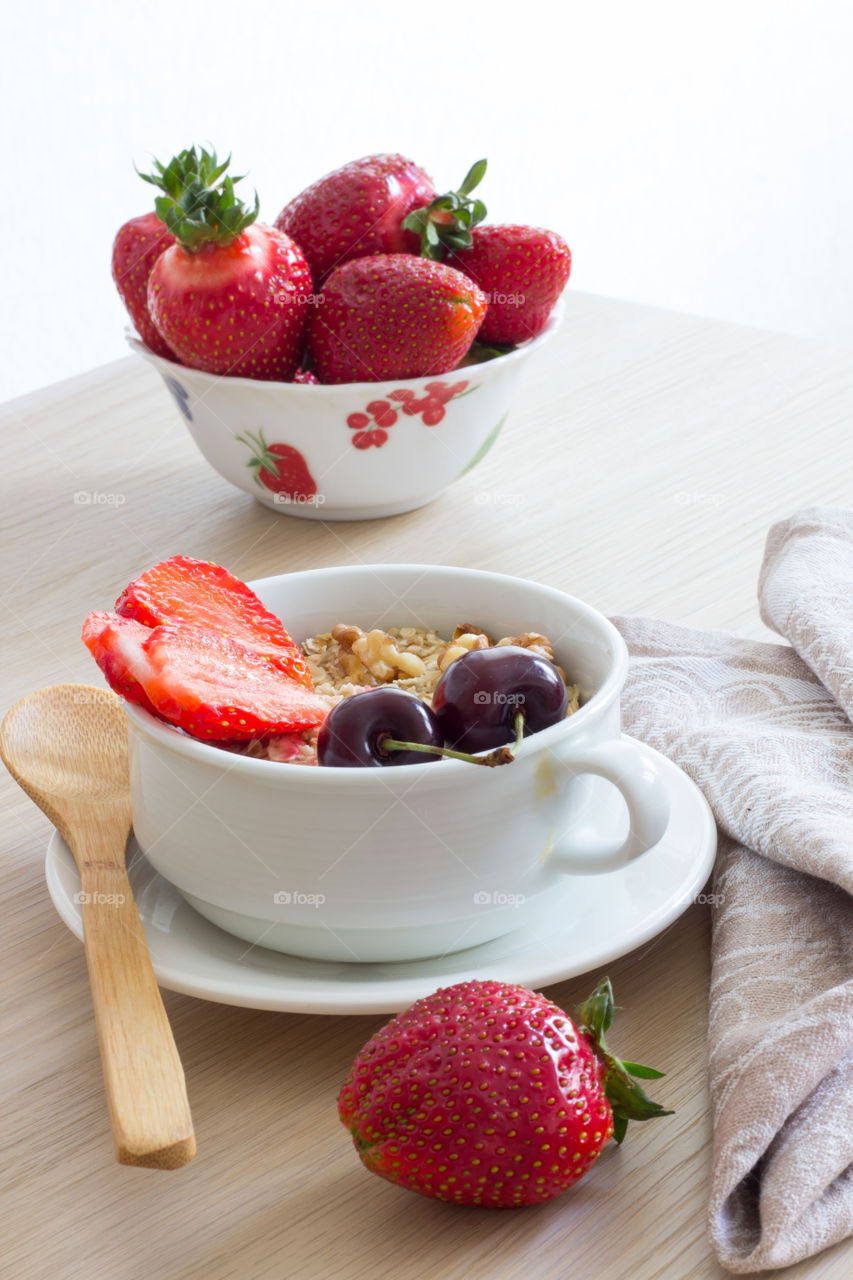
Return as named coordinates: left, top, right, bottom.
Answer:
left=45, top=741, right=715, bottom=1014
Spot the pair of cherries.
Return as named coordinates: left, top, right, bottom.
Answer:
left=317, top=646, right=569, bottom=768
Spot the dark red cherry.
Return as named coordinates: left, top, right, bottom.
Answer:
left=317, top=687, right=444, bottom=768
left=433, top=646, right=568, bottom=754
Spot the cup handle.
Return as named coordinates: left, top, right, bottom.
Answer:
left=547, top=738, right=670, bottom=875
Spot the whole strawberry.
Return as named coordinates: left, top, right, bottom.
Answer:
left=111, top=212, right=176, bottom=358
left=275, top=153, right=435, bottom=285
left=447, top=225, right=571, bottom=344
left=141, top=147, right=312, bottom=380
left=338, top=978, right=670, bottom=1207
left=308, top=256, right=486, bottom=384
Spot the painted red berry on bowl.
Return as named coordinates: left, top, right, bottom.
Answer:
left=425, top=379, right=469, bottom=403
left=347, top=413, right=370, bottom=430
left=366, top=401, right=398, bottom=428
left=237, top=429, right=318, bottom=501
left=421, top=403, right=445, bottom=426
left=353, top=428, right=388, bottom=449
left=350, top=428, right=388, bottom=450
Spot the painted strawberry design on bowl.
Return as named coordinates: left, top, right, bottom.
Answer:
left=237, top=430, right=318, bottom=504
left=344, top=381, right=474, bottom=450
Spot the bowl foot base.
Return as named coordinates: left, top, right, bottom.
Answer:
left=179, top=890, right=553, bottom=963
left=253, top=493, right=445, bottom=521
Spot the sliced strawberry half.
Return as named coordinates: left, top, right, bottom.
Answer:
left=140, top=623, right=329, bottom=740
left=115, top=556, right=312, bottom=688
left=83, top=612, right=330, bottom=741
left=82, top=611, right=160, bottom=717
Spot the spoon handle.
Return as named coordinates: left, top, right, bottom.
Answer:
left=75, top=826, right=196, bottom=1169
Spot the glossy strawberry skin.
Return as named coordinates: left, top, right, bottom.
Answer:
left=147, top=224, right=312, bottom=380
left=111, top=212, right=176, bottom=358
left=275, top=154, right=435, bottom=286
left=82, top=612, right=329, bottom=741
left=447, top=225, right=571, bottom=344
left=115, top=555, right=312, bottom=687
left=339, top=980, right=613, bottom=1207
left=307, top=256, right=487, bottom=384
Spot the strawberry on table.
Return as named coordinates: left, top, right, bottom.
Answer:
left=141, top=147, right=312, bottom=380
left=275, top=154, right=435, bottom=285
left=339, top=977, right=670, bottom=1207
left=115, top=555, right=312, bottom=687
left=447, top=225, right=571, bottom=344
left=111, top=212, right=176, bottom=359
left=307, top=256, right=487, bottom=384
left=82, top=612, right=329, bottom=741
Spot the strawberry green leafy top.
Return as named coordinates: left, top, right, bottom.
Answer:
left=137, top=146, right=260, bottom=250
left=403, top=158, right=488, bottom=259
left=575, top=977, right=673, bottom=1143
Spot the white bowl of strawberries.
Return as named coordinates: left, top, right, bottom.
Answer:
left=114, top=150, right=570, bottom=520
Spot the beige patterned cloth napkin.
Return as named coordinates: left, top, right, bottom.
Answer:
left=612, top=507, right=853, bottom=1274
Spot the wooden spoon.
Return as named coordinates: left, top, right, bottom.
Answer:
left=1, top=683, right=196, bottom=1169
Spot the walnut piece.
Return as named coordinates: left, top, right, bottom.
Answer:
left=452, top=622, right=493, bottom=645
left=439, top=629, right=491, bottom=672
left=331, top=624, right=364, bottom=649
left=329, top=625, right=368, bottom=679
left=352, top=629, right=426, bottom=681
left=497, top=632, right=555, bottom=661
left=339, top=651, right=368, bottom=679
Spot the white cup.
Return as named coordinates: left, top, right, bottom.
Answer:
left=126, top=565, right=670, bottom=962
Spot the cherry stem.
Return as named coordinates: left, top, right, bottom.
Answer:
left=381, top=710, right=525, bottom=768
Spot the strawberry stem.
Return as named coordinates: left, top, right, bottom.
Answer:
left=236, top=428, right=280, bottom=488
left=137, top=146, right=259, bottom=250
left=575, top=978, right=673, bottom=1143
left=403, top=158, right=488, bottom=261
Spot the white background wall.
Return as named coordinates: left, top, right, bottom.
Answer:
left=2, top=0, right=851, bottom=402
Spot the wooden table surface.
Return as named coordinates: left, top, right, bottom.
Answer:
left=3, top=293, right=853, bottom=1280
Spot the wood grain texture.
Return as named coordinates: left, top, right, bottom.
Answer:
left=0, top=685, right=195, bottom=1168
left=3, top=292, right=853, bottom=1277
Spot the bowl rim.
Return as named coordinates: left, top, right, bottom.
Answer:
left=123, top=563, right=628, bottom=786
left=124, top=300, right=565, bottom=392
